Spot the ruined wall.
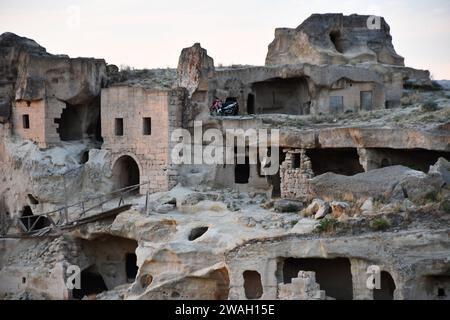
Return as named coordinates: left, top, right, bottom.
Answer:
left=101, top=86, right=183, bottom=194
left=280, top=150, right=313, bottom=200
left=226, top=229, right=450, bottom=300
left=12, top=100, right=46, bottom=147
left=314, top=80, right=385, bottom=114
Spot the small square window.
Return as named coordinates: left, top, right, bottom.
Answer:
left=115, top=118, right=124, bottom=136
left=143, top=117, right=151, bottom=135
left=22, top=115, right=30, bottom=129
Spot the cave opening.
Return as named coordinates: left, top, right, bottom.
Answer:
left=330, top=30, right=344, bottom=53
left=188, top=226, right=209, bottom=241
left=72, top=266, right=108, bottom=300
left=424, top=275, right=450, bottom=300
left=235, top=157, right=250, bottom=184
left=373, top=271, right=396, bottom=300
left=306, top=148, right=365, bottom=176
left=243, top=270, right=263, bottom=300
left=80, top=151, right=89, bottom=164
left=112, top=155, right=140, bottom=193
left=281, top=258, right=353, bottom=300
left=19, top=206, right=51, bottom=232
left=252, top=77, right=311, bottom=115
left=125, top=253, right=138, bottom=283
left=247, top=94, right=255, bottom=115
left=366, top=148, right=450, bottom=173
left=56, top=100, right=102, bottom=142
left=57, top=104, right=84, bottom=141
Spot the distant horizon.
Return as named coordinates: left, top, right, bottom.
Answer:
left=1, top=0, right=449, bottom=79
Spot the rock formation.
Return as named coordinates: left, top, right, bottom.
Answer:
left=177, top=43, right=215, bottom=97
left=266, top=14, right=405, bottom=66
left=0, top=14, right=449, bottom=302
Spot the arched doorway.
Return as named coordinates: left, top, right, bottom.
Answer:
left=374, top=271, right=396, bottom=300
left=112, top=156, right=140, bottom=193
left=72, top=265, right=108, bottom=299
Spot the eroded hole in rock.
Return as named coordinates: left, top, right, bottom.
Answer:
left=19, top=206, right=50, bottom=232
left=243, top=270, right=263, bottom=300
left=365, top=148, right=450, bottom=173
left=112, top=155, right=140, bottom=193
left=75, top=235, right=139, bottom=295
left=140, top=274, right=153, bottom=289
left=80, top=151, right=89, bottom=164
left=125, top=253, right=138, bottom=282
left=281, top=258, right=353, bottom=300
left=27, top=194, right=39, bottom=205
left=373, top=271, right=396, bottom=300
left=56, top=99, right=102, bottom=142
left=424, top=275, right=450, bottom=300
left=72, top=266, right=108, bottom=300
left=306, top=148, right=365, bottom=176
left=252, top=77, right=311, bottom=115
left=188, top=227, right=209, bottom=241
left=57, top=104, right=85, bottom=141
left=330, top=30, right=344, bottom=53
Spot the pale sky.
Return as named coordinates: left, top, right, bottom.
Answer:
left=1, top=0, right=450, bottom=79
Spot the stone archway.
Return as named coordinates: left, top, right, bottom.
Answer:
left=112, top=155, right=140, bottom=194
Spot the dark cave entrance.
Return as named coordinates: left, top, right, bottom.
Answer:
left=188, top=226, right=209, bottom=241
left=75, top=235, right=139, bottom=297
left=330, top=30, right=344, bottom=53
left=112, top=155, right=140, bottom=193
left=56, top=99, right=102, bottom=142
left=243, top=270, right=263, bottom=300
left=367, top=148, right=450, bottom=173
left=235, top=156, right=250, bottom=184
left=306, top=148, right=365, bottom=176
left=373, top=271, right=396, bottom=300
left=57, top=104, right=84, bottom=141
left=125, top=253, right=138, bottom=283
left=424, top=275, right=450, bottom=300
left=281, top=258, right=353, bottom=300
left=247, top=94, right=255, bottom=114
left=252, top=77, right=311, bottom=115
left=19, top=206, right=51, bottom=232
left=72, top=266, right=108, bottom=299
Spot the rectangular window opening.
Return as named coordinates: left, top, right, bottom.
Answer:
left=115, top=118, right=124, bottom=136
left=143, top=117, right=151, bottom=135
left=22, top=115, right=30, bottom=129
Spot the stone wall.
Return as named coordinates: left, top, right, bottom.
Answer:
left=280, top=149, right=314, bottom=200
left=101, top=86, right=183, bottom=194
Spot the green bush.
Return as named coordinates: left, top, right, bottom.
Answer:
left=371, top=218, right=390, bottom=231
left=316, top=218, right=339, bottom=233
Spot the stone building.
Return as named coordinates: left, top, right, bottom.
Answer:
left=0, top=33, right=108, bottom=149
left=101, top=85, right=184, bottom=194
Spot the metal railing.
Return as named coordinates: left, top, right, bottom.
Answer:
left=13, top=182, right=150, bottom=236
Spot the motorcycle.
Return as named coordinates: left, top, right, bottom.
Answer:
left=210, top=98, right=239, bottom=116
